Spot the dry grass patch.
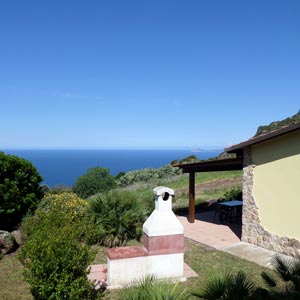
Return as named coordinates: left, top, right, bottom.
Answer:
left=0, top=252, right=32, bottom=300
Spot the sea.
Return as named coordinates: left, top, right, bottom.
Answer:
left=2, top=149, right=222, bottom=187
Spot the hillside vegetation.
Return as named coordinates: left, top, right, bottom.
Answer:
left=255, top=111, right=300, bottom=137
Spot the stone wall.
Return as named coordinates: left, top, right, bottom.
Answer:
left=242, top=147, right=300, bottom=257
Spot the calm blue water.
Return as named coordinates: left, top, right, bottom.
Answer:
left=3, top=149, right=222, bottom=187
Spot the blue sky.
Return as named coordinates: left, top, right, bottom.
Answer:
left=1, top=0, right=299, bottom=150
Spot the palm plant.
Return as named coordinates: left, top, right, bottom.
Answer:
left=261, top=255, right=300, bottom=299
left=85, top=190, right=148, bottom=247
left=120, top=275, right=189, bottom=300
left=191, top=271, right=257, bottom=300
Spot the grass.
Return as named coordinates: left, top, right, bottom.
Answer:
left=170, top=171, right=242, bottom=210
left=173, top=188, right=237, bottom=211
left=0, top=252, right=33, bottom=300
left=119, top=170, right=242, bottom=211
left=120, top=170, right=242, bottom=192
left=184, top=239, right=276, bottom=288
left=166, top=170, right=242, bottom=190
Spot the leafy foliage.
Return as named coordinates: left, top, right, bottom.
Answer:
left=261, top=255, right=300, bottom=299
left=37, top=192, right=88, bottom=222
left=117, top=164, right=181, bottom=188
left=86, top=190, right=149, bottom=247
left=191, top=271, right=257, bottom=300
left=0, top=152, right=44, bottom=230
left=120, top=275, right=189, bottom=300
left=47, top=185, right=73, bottom=194
left=222, top=187, right=242, bottom=201
left=171, top=155, right=200, bottom=165
left=255, top=111, right=300, bottom=137
left=74, top=167, right=116, bottom=199
left=19, top=192, right=96, bottom=300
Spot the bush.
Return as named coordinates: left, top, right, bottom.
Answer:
left=48, top=185, right=73, bottom=194
left=74, top=167, right=116, bottom=199
left=86, top=190, right=148, bottom=247
left=19, top=192, right=96, bottom=300
left=0, top=152, right=44, bottom=230
left=171, top=155, right=200, bottom=165
left=261, top=255, right=300, bottom=299
left=191, top=271, right=257, bottom=300
left=120, top=276, right=189, bottom=300
left=222, top=187, right=242, bottom=201
left=37, top=192, right=88, bottom=223
left=117, top=165, right=181, bottom=188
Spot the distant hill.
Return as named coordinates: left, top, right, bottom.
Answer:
left=255, top=111, right=300, bottom=137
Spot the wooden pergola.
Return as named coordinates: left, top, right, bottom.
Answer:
left=175, top=158, right=243, bottom=223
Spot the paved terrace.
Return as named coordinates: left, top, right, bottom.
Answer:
left=177, top=210, right=280, bottom=268
left=177, top=211, right=241, bottom=249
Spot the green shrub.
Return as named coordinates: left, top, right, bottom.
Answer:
left=86, top=190, right=148, bottom=247
left=117, top=165, right=181, bottom=188
left=261, top=255, right=300, bottom=299
left=74, top=167, right=116, bottom=199
left=48, top=185, right=73, bottom=194
left=37, top=192, right=88, bottom=222
left=0, top=152, right=44, bottom=230
left=255, top=111, right=300, bottom=137
left=115, top=171, right=126, bottom=179
left=19, top=193, right=95, bottom=300
left=191, top=271, right=257, bottom=300
left=171, top=154, right=200, bottom=165
left=120, top=276, right=189, bottom=300
left=222, top=187, right=242, bottom=201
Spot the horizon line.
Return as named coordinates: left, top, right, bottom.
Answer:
left=1, top=147, right=225, bottom=151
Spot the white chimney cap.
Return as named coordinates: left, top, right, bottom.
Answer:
left=153, top=186, right=174, bottom=197
left=143, top=186, right=183, bottom=236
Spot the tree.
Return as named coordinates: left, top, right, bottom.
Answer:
left=74, top=167, right=116, bottom=199
left=0, top=152, right=44, bottom=230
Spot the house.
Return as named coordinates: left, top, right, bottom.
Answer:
left=225, top=122, right=300, bottom=256
left=176, top=121, right=300, bottom=256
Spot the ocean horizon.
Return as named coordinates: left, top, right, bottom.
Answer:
left=3, top=149, right=222, bottom=187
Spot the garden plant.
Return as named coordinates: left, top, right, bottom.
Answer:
left=74, top=167, right=116, bottom=199
left=0, top=152, right=44, bottom=230
left=86, top=190, right=149, bottom=247
left=19, top=192, right=97, bottom=300
left=261, top=255, right=300, bottom=299
left=119, top=275, right=189, bottom=300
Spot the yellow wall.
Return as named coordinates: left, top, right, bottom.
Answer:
left=252, top=130, right=300, bottom=238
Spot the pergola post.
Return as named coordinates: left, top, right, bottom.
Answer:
left=188, top=171, right=195, bottom=223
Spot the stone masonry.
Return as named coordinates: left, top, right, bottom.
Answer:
left=242, top=147, right=300, bottom=257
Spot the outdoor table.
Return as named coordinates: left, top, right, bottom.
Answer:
left=218, top=200, right=243, bottom=223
